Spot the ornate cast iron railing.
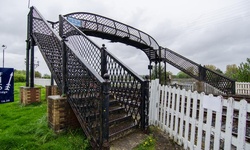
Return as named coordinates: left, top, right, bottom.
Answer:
left=28, top=7, right=111, bottom=148
left=59, top=14, right=149, bottom=130
left=160, top=48, right=235, bottom=94
left=54, top=13, right=235, bottom=94
left=63, top=12, right=160, bottom=60
left=29, top=7, right=63, bottom=88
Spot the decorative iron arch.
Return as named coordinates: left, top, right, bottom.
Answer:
left=51, top=12, right=160, bottom=61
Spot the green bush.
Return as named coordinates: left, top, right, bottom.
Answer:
left=14, top=74, right=26, bottom=82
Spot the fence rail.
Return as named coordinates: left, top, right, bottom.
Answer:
left=149, top=79, right=250, bottom=149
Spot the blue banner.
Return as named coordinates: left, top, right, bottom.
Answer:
left=0, top=68, right=14, bottom=103
left=67, top=17, right=82, bottom=27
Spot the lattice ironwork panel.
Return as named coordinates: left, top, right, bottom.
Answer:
left=161, top=48, right=235, bottom=94
left=106, top=53, right=144, bottom=125
left=62, top=16, right=102, bottom=74
left=61, top=15, right=147, bottom=126
left=160, top=48, right=200, bottom=79
left=204, top=68, right=235, bottom=94
left=31, top=8, right=63, bottom=88
left=66, top=45, right=103, bottom=145
left=64, top=12, right=159, bottom=50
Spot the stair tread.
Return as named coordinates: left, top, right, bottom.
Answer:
left=109, top=121, right=136, bottom=138
left=109, top=113, right=132, bottom=124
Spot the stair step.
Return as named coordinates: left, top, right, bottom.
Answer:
left=109, top=99, right=120, bottom=107
left=109, top=114, right=132, bottom=126
left=109, top=121, right=137, bottom=142
left=109, top=106, right=124, bottom=114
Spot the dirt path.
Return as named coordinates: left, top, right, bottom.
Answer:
left=151, top=127, right=184, bottom=150
left=110, top=126, right=184, bottom=150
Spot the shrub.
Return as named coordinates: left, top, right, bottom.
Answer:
left=14, top=74, right=26, bottom=82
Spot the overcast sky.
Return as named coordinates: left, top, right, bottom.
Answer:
left=0, top=0, right=249, bottom=76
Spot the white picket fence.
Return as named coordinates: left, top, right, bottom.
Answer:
left=236, top=82, right=250, bottom=95
left=149, top=79, right=250, bottom=150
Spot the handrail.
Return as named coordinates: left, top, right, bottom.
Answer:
left=64, top=12, right=159, bottom=50
left=61, top=15, right=144, bottom=84
left=160, top=47, right=235, bottom=94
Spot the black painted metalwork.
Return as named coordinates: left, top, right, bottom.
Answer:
left=54, top=12, right=160, bottom=60
left=60, top=13, right=147, bottom=129
left=29, top=7, right=105, bottom=148
left=25, top=40, right=30, bottom=87
left=102, top=73, right=110, bottom=148
left=28, top=7, right=149, bottom=148
left=30, top=38, right=35, bottom=87
left=49, top=11, right=235, bottom=94
left=61, top=35, right=68, bottom=96
left=28, top=6, right=236, bottom=148
left=159, top=48, right=235, bottom=94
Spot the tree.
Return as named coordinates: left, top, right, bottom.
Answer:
left=205, top=65, right=216, bottom=71
left=205, top=64, right=223, bottom=74
left=176, top=71, right=190, bottom=78
left=43, top=74, right=51, bottom=79
left=35, top=71, right=42, bottom=78
left=236, top=58, right=250, bottom=82
left=225, top=64, right=238, bottom=80
left=151, top=65, right=173, bottom=84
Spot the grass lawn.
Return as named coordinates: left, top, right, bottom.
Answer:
left=0, top=82, right=90, bottom=150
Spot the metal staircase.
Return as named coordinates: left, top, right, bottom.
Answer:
left=27, top=7, right=149, bottom=149
left=27, top=6, right=235, bottom=149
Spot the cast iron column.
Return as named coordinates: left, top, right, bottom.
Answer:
left=148, top=61, right=152, bottom=81
left=101, top=44, right=107, bottom=77
left=102, top=73, right=110, bottom=149
left=158, top=49, right=162, bottom=84
left=25, top=40, right=30, bottom=87
left=30, top=38, right=35, bottom=88
left=141, top=75, right=150, bottom=132
left=61, top=35, right=67, bottom=96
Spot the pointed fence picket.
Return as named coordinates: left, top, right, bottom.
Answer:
left=149, top=79, right=250, bottom=150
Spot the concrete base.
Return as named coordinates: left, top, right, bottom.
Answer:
left=195, top=81, right=205, bottom=93
left=47, top=95, right=80, bottom=133
left=20, top=86, right=41, bottom=105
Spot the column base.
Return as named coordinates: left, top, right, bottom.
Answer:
left=45, top=85, right=61, bottom=100
left=20, top=86, right=41, bottom=105
left=47, top=95, right=80, bottom=133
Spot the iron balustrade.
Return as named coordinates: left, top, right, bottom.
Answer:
left=60, top=14, right=149, bottom=130
left=160, top=48, right=235, bottom=94
left=53, top=12, right=160, bottom=60
left=29, top=7, right=63, bottom=89
left=28, top=7, right=111, bottom=148
left=51, top=13, right=235, bottom=94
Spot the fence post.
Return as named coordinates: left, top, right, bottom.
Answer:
left=102, top=73, right=110, bottom=149
left=141, top=75, right=150, bottom=132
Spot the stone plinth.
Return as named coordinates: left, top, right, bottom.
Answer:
left=20, top=86, right=41, bottom=105
left=47, top=95, right=80, bottom=133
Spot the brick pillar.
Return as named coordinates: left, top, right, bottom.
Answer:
left=47, top=95, right=80, bottom=133
left=45, top=85, right=60, bottom=101
left=20, top=87, right=41, bottom=105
